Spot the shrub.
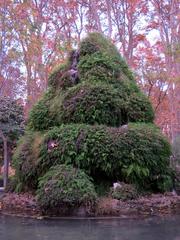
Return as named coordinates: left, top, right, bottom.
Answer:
left=37, top=124, right=114, bottom=179
left=79, top=32, right=135, bottom=81
left=126, top=91, right=154, bottom=123
left=28, top=89, right=59, bottom=131
left=59, top=82, right=154, bottom=126
left=48, top=62, right=71, bottom=89
left=36, top=164, right=97, bottom=213
left=59, top=83, right=123, bottom=126
left=111, top=182, right=138, bottom=200
left=27, top=33, right=154, bottom=130
left=155, top=173, right=173, bottom=193
left=35, top=123, right=171, bottom=192
left=12, top=131, right=43, bottom=190
left=28, top=82, right=154, bottom=130
left=119, top=124, right=172, bottom=191
left=78, top=51, right=120, bottom=83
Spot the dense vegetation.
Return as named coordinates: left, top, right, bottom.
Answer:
left=12, top=33, right=172, bottom=214
left=37, top=164, right=97, bottom=214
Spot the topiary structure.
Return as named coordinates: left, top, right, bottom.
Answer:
left=28, top=33, right=154, bottom=130
left=13, top=33, right=172, bottom=212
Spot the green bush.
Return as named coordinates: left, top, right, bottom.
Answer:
left=35, top=123, right=171, bottom=191
left=28, top=89, right=59, bottom=131
left=48, top=62, right=71, bottom=89
left=12, top=131, right=43, bottom=190
left=59, top=83, right=123, bottom=126
left=59, top=82, right=154, bottom=126
left=126, top=91, right=154, bottom=122
left=28, top=86, right=154, bottom=131
left=155, top=173, right=173, bottom=193
left=111, top=183, right=138, bottom=200
left=78, top=51, right=120, bottom=83
left=119, top=124, right=172, bottom=190
left=79, top=32, right=135, bottom=81
left=36, top=164, right=97, bottom=213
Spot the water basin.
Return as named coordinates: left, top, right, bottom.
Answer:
left=0, top=215, right=180, bottom=240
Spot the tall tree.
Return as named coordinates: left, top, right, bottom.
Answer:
left=108, top=0, right=148, bottom=65
left=0, top=0, right=24, bottom=99
left=150, top=0, right=180, bottom=140
left=8, top=0, right=77, bottom=112
left=0, top=97, right=24, bottom=188
left=135, top=41, right=172, bottom=138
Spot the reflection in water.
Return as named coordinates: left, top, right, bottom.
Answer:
left=0, top=215, right=180, bottom=240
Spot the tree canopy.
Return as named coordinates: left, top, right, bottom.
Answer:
left=0, top=97, right=24, bottom=140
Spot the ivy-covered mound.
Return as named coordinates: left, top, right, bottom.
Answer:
left=12, top=33, right=172, bottom=214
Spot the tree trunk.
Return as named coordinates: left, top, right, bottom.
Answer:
left=3, top=137, right=9, bottom=188
left=0, top=130, right=9, bottom=189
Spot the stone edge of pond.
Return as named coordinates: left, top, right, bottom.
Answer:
left=0, top=192, right=180, bottom=219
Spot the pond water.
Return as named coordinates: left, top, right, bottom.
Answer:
left=0, top=215, right=180, bottom=240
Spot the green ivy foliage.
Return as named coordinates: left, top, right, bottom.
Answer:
left=31, top=123, right=171, bottom=191
left=79, top=32, right=135, bottom=81
left=36, top=164, right=97, bottom=213
left=78, top=51, right=121, bottom=83
left=48, top=62, right=71, bottom=89
left=13, top=32, right=173, bottom=206
left=58, top=82, right=154, bottom=126
left=59, top=83, right=123, bottom=126
left=27, top=32, right=154, bottom=131
left=12, top=131, right=43, bottom=191
left=126, top=91, right=154, bottom=122
left=28, top=89, right=59, bottom=131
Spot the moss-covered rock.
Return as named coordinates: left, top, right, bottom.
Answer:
left=36, top=164, right=97, bottom=214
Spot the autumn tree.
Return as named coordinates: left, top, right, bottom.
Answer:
left=149, top=0, right=180, bottom=141
left=7, top=0, right=78, bottom=112
left=0, top=0, right=24, bottom=99
left=134, top=41, right=172, bottom=136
